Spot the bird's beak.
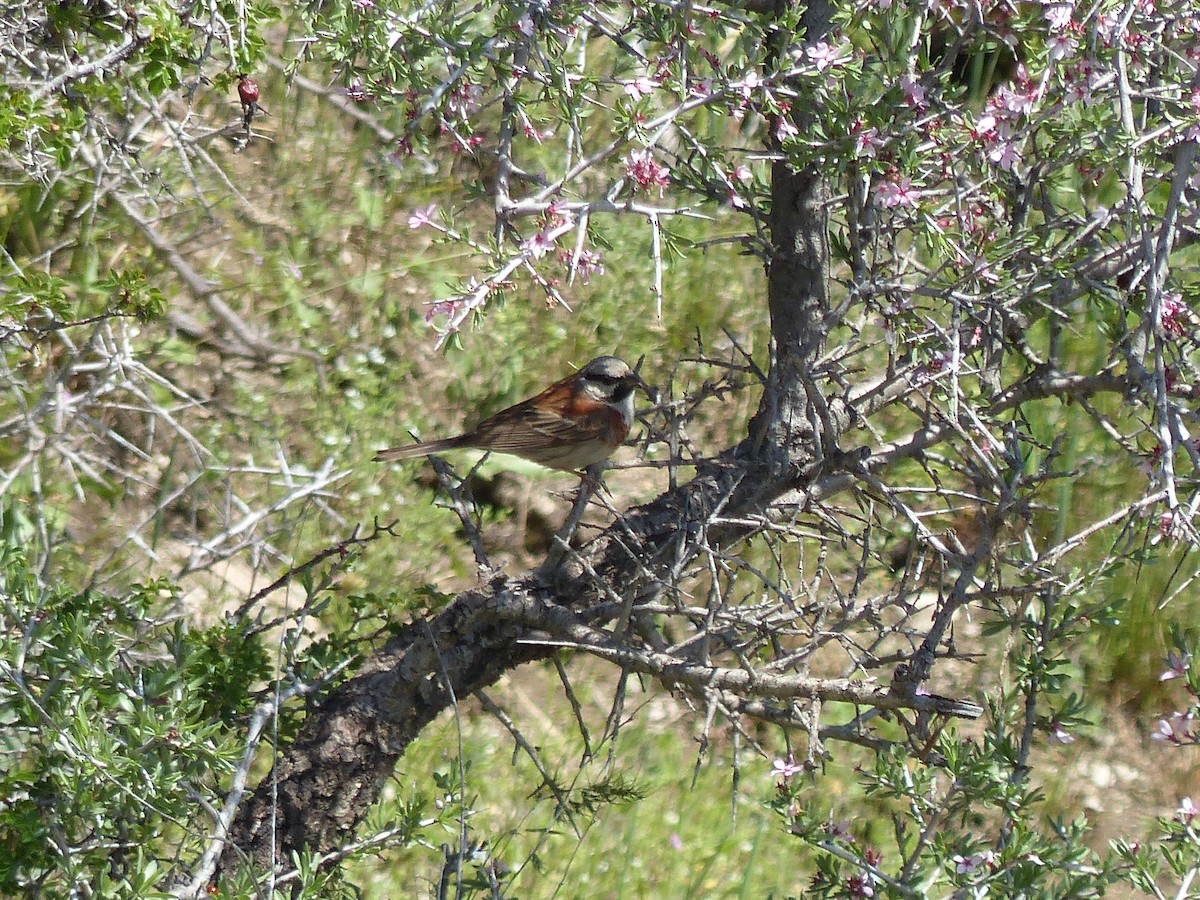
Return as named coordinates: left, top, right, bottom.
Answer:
left=628, top=363, right=656, bottom=403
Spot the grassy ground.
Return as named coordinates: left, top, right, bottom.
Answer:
left=356, top=662, right=802, bottom=898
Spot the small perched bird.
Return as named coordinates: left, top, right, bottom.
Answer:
left=373, top=356, right=649, bottom=473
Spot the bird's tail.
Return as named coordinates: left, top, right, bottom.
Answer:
left=373, top=436, right=468, bottom=463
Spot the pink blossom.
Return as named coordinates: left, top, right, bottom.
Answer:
left=829, top=820, right=853, bottom=841
left=1043, top=1, right=1073, bottom=31
left=959, top=850, right=997, bottom=872
left=925, top=348, right=953, bottom=374
left=882, top=315, right=896, bottom=347
left=1049, top=723, right=1075, bottom=744
left=1152, top=712, right=1198, bottom=744
left=991, top=83, right=1035, bottom=117
left=427, top=277, right=488, bottom=338
left=847, top=874, right=875, bottom=897
left=558, top=248, right=604, bottom=283
left=625, top=149, right=671, bottom=192
left=775, top=117, right=800, bottom=142
left=1160, top=292, right=1188, bottom=336
left=1159, top=649, right=1191, bottom=681
left=1048, top=31, right=1078, bottom=62
left=987, top=138, right=1022, bottom=171
left=1159, top=511, right=1178, bottom=540
left=545, top=201, right=573, bottom=228
left=521, top=230, right=555, bottom=259
left=1152, top=718, right=1177, bottom=742
left=1178, top=797, right=1198, bottom=824
left=772, top=755, right=804, bottom=780
left=1064, top=59, right=1106, bottom=106
left=953, top=853, right=979, bottom=874
left=734, top=164, right=752, bottom=182
left=1096, top=10, right=1123, bottom=44
left=853, top=124, right=883, bottom=158
left=973, top=113, right=999, bottom=139
left=806, top=41, right=849, bottom=73
left=447, top=83, right=483, bottom=119
left=623, top=77, right=660, bottom=101
left=875, top=176, right=919, bottom=209
left=407, top=203, right=438, bottom=229
left=900, top=75, right=927, bottom=108
left=522, top=121, right=554, bottom=143
left=737, top=71, right=764, bottom=100
left=424, top=297, right=463, bottom=323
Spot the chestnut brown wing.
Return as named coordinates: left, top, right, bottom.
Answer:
left=465, top=396, right=613, bottom=457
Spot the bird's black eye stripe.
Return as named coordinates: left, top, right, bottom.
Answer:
left=590, top=373, right=620, bottom=385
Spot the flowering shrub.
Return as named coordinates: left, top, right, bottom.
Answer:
left=4, top=0, right=1200, bottom=894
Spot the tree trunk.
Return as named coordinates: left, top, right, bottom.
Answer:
left=219, top=0, right=839, bottom=882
